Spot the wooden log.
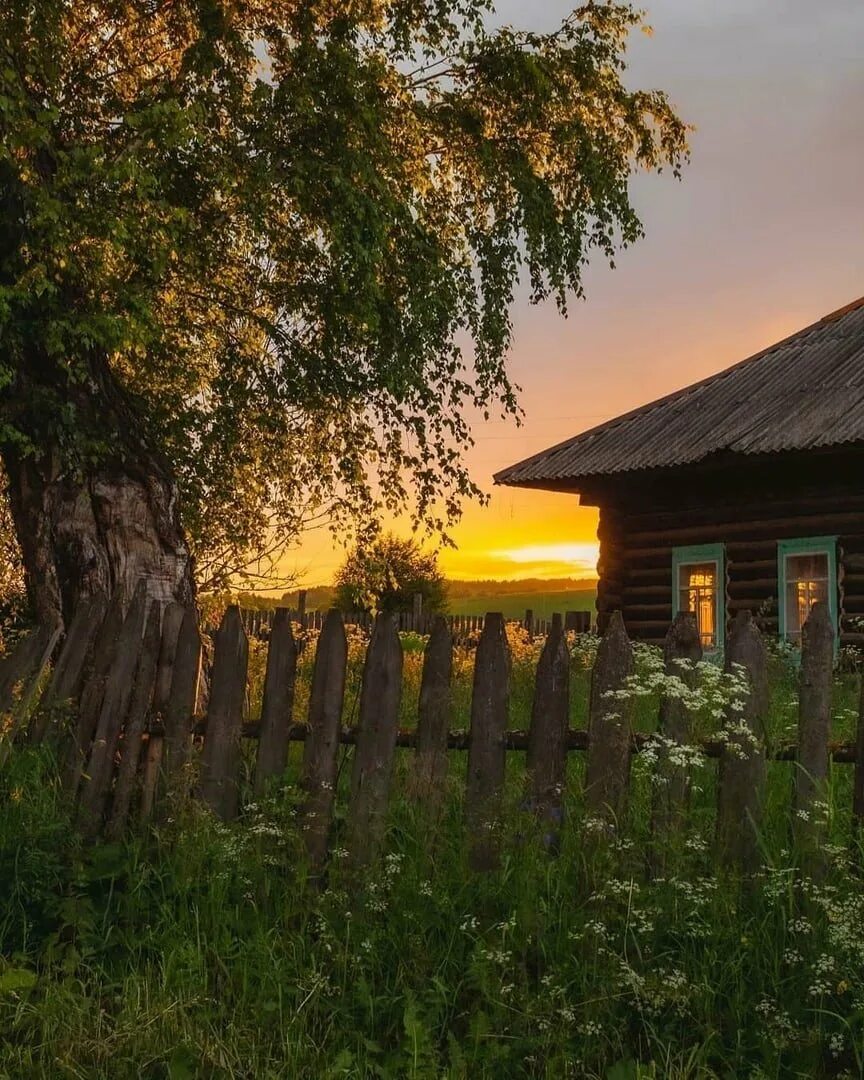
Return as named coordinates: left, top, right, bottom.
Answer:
left=716, top=611, right=768, bottom=872
left=622, top=493, right=864, bottom=533
left=410, top=616, right=453, bottom=806
left=465, top=613, right=510, bottom=871
left=29, top=595, right=106, bottom=744
left=105, top=603, right=162, bottom=838
left=584, top=610, right=634, bottom=827
left=199, top=606, right=248, bottom=821
left=253, top=608, right=297, bottom=794
left=526, top=614, right=570, bottom=848
left=651, top=613, right=702, bottom=863
left=161, top=605, right=203, bottom=790
left=621, top=585, right=675, bottom=600
left=346, top=614, right=403, bottom=867
left=727, top=579, right=778, bottom=596
left=625, top=602, right=674, bottom=617
left=299, top=610, right=348, bottom=867
left=625, top=511, right=864, bottom=546
left=64, top=588, right=127, bottom=794
left=794, top=602, right=834, bottom=869
left=78, top=584, right=148, bottom=833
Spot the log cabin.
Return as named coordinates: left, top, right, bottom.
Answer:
left=495, top=295, right=864, bottom=652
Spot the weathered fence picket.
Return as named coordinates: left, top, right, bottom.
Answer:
left=716, top=610, right=769, bottom=871
left=465, top=613, right=510, bottom=871
left=161, top=605, right=203, bottom=792
left=526, top=613, right=569, bottom=847
left=106, top=603, right=162, bottom=838
left=253, top=608, right=297, bottom=794
left=29, top=594, right=106, bottom=744
left=65, top=588, right=127, bottom=795
left=199, top=606, right=248, bottom=820
left=300, top=610, right=348, bottom=867
left=347, top=614, right=404, bottom=866
left=0, top=622, right=62, bottom=745
left=13, top=580, right=864, bottom=882
left=410, top=615, right=453, bottom=806
left=650, top=612, right=703, bottom=858
left=795, top=602, right=834, bottom=866
left=584, top=610, right=634, bottom=827
left=78, top=584, right=148, bottom=832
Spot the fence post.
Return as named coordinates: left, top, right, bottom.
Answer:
left=465, top=612, right=510, bottom=871
left=410, top=616, right=453, bottom=806
left=524, top=609, right=534, bottom=635
left=651, top=613, right=702, bottom=857
left=78, top=583, right=148, bottom=833
left=0, top=622, right=62, bottom=747
left=716, top=610, right=768, bottom=872
left=159, top=604, right=203, bottom=804
left=254, top=608, right=297, bottom=794
left=566, top=610, right=591, bottom=634
left=299, top=610, right=348, bottom=868
left=347, top=614, right=403, bottom=867
left=526, top=613, right=570, bottom=849
left=29, top=595, right=106, bottom=744
left=136, top=602, right=186, bottom=819
left=795, top=602, right=833, bottom=867
left=106, top=603, right=162, bottom=838
left=584, top=610, right=634, bottom=828
left=64, top=588, right=127, bottom=794
left=199, top=606, right=248, bottom=821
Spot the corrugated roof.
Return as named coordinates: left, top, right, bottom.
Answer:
left=495, top=295, right=864, bottom=489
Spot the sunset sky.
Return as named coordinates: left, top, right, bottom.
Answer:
left=281, top=0, right=864, bottom=589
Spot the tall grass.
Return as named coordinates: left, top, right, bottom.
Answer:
left=1, top=633, right=864, bottom=1078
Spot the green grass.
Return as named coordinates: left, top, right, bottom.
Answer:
left=2, top=641, right=864, bottom=1078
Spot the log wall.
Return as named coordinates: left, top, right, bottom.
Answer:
left=584, top=448, right=864, bottom=648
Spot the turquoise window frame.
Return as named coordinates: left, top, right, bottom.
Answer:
left=672, top=543, right=726, bottom=654
left=777, top=536, right=838, bottom=643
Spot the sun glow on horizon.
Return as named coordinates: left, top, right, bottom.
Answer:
left=490, top=542, right=599, bottom=568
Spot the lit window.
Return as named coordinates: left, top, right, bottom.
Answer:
left=672, top=545, right=724, bottom=651
left=778, top=539, right=837, bottom=644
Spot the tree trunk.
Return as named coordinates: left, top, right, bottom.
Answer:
left=1, top=353, right=194, bottom=626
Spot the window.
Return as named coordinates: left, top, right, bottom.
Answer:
left=672, top=544, right=725, bottom=651
left=778, top=537, right=838, bottom=643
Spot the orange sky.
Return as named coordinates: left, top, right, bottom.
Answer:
left=275, top=0, right=864, bottom=590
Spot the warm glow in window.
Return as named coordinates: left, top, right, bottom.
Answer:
left=784, top=552, right=829, bottom=641
left=678, top=562, right=718, bottom=648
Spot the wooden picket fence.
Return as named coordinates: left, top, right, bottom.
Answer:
left=0, top=587, right=860, bottom=873
left=233, top=603, right=592, bottom=641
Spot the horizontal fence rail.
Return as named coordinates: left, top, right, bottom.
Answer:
left=157, top=722, right=863, bottom=761
left=1, top=589, right=858, bottom=876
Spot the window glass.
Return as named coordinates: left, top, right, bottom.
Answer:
left=678, top=561, right=718, bottom=649
left=784, top=551, right=829, bottom=641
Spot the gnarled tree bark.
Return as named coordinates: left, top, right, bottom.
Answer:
left=1, top=352, right=194, bottom=626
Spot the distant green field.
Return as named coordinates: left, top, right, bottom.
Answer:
left=449, top=589, right=596, bottom=619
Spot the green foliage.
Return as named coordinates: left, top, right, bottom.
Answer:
left=1, top=648, right=864, bottom=1075
left=335, top=533, right=448, bottom=614
left=0, top=2, right=688, bottom=590
left=3, top=706, right=864, bottom=1077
